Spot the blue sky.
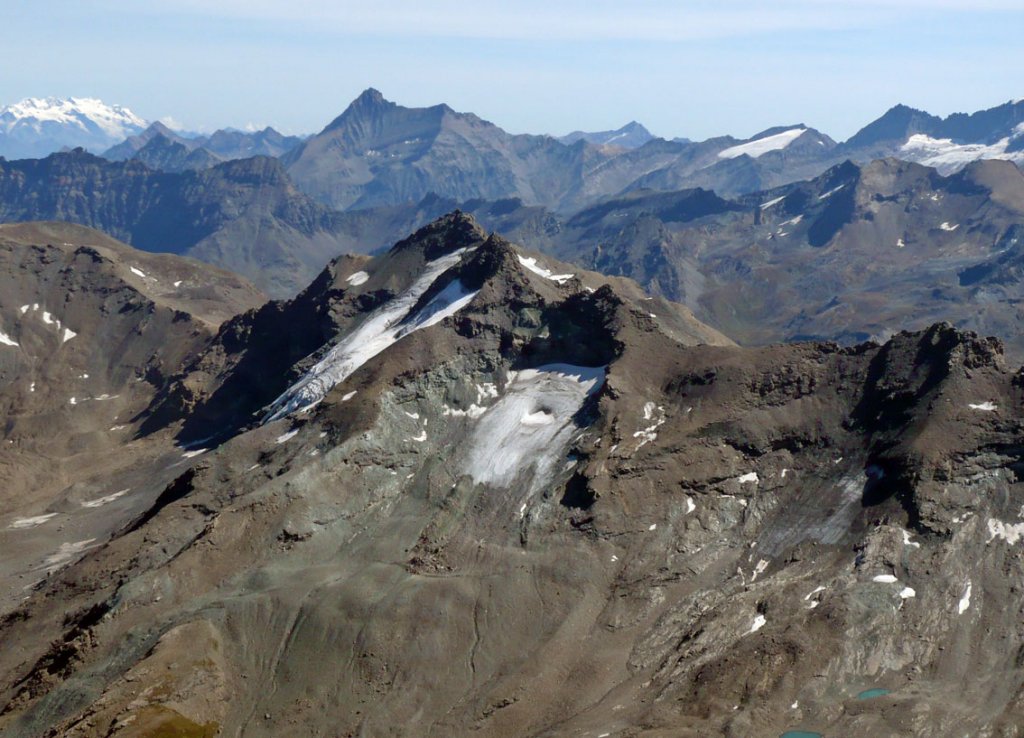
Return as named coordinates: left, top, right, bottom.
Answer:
left=4, top=1, right=1023, bottom=140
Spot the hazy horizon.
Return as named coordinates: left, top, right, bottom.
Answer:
left=4, top=0, right=1023, bottom=141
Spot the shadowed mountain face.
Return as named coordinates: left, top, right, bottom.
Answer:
left=282, top=89, right=843, bottom=213
left=0, top=215, right=1022, bottom=738
left=0, top=150, right=363, bottom=297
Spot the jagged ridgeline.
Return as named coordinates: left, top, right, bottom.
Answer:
left=1, top=213, right=1024, bottom=738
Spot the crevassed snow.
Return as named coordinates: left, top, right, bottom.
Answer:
left=0, top=330, right=17, bottom=347
left=264, top=249, right=476, bottom=422
left=749, top=614, right=767, bottom=633
left=718, top=127, right=807, bottom=159
left=346, top=271, right=369, bottom=286
left=462, top=364, right=605, bottom=495
left=82, top=489, right=129, bottom=508
left=958, top=581, right=972, bottom=614
left=516, top=254, right=574, bottom=284
left=900, top=133, right=1024, bottom=174
left=969, top=401, right=997, bottom=411
left=9, top=513, right=58, bottom=529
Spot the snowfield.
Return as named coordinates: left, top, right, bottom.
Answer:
left=462, top=364, right=605, bottom=495
left=265, top=248, right=477, bottom=421
left=718, top=127, right=807, bottom=159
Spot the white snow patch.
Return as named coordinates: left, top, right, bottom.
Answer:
left=899, top=586, right=916, bottom=599
left=68, top=397, right=77, bottom=405
left=969, top=401, right=997, bottom=411
left=900, top=133, right=1024, bottom=174
left=410, top=430, right=427, bottom=442
left=805, top=585, right=826, bottom=601
left=685, top=496, right=696, bottom=514
left=82, top=489, right=129, bottom=508
left=404, top=411, right=420, bottom=420
left=516, top=254, right=573, bottom=284
left=987, top=518, right=1024, bottom=545
left=648, top=523, right=657, bottom=531
left=181, top=448, right=207, bottom=458
left=265, top=250, right=477, bottom=421
left=462, top=364, right=605, bottom=496
left=341, top=390, right=357, bottom=402
left=939, top=222, right=960, bottom=232
left=0, top=330, right=17, bottom=347
left=130, top=266, right=147, bottom=278
left=633, top=403, right=666, bottom=450
left=902, top=529, right=921, bottom=548
left=43, top=538, right=96, bottom=571
left=780, top=215, right=803, bottom=227
left=958, top=581, right=972, bottom=615
left=719, top=128, right=806, bottom=159
left=346, top=271, right=369, bottom=286
left=818, top=184, right=846, bottom=200
left=751, top=558, right=769, bottom=581
left=19, top=305, right=29, bottom=314
left=759, top=196, right=785, bottom=210
left=443, top=404, right=488, bottom=419
left=749, top=614, right=767, bottom=633
left=61, top=327, right=77, bottom=343
left=872, top=574, right=899, bottom=584
left=29, top=382, right=36, bottom=393
left=41, top=311, right=57, bottom=326
left=476, top=382, right=499, bottom=403
left=781, top=468, right=789, bottom=479
left=173, top=280, right=182, bottom=288
left=9, top=513, right=58, bottom=529
left=275, top=429, right=299, bottom=444
left=896, top=238, right=906, bottom=249
left=736, top=472, right=759, bottom=485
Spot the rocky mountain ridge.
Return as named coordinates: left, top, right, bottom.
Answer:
left=0, top=214, right=1022, bottom=737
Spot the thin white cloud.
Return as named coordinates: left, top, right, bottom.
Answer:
left=106, top=0, right=1022, bottom=42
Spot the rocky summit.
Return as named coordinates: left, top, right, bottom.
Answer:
left=0, top=213, right=1022, bottom=737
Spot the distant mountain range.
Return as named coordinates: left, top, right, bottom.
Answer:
left=3, top=92, right=1022, bottom=209
left=0, top=97, right=146, bottom=159
left=558, top=121, right=656, bottom=148
left=104, top=122, right=305, bottom=172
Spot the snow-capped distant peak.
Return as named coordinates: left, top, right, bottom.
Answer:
left=718, top=127, right=808, bottom=160
left=0, top=97, right=146, bottom=138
